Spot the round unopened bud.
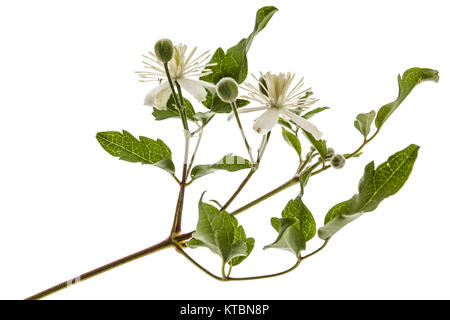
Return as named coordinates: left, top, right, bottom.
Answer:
left=258, top=77, right=268, bottom=96
left=330, top=154, right=346, bottom=169
left=216, top=77, right=239, bottom=103
left=326, top=147, right=335, bottom=159
left=154, top=38, right=173, bottom=63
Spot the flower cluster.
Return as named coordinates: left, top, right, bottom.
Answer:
left=137, top=39, right=323, bottom=140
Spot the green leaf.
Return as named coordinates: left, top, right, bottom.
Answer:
left=280, top=196, right=316, bottom=241
left=194, top=111, right=215, bottom=126
left=278, top=117, right=294, bottom=132
left=187, top=195, right=253, bottom=264
left=302, top=130, right=327, bottom=160
left=201, top=6, right=277, bottom=112
left=375, top=68, right=439, bottom=129
left=245, top=6, right=278, bottom=52
left=354, top=110, right=376, bottom=138
left=282, top=128, right=302, bottom=160
left=302, top=107, right=330, bottom=120
left=344, top=152, right=363, bottom=158
left=229, top=226, right=255, bottom=267
left=202, top=91, right=249, bottom=113
left=96, top=130, right=175, bottom=173
left=152, top=95, right=197, bottom=122
left=264, top=218, right=306, bottom=257
left=318, top=144, right=420, bottom=240
left=191, top=154, right=252, bottom=179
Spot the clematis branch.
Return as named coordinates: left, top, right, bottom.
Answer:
left=26, top=100, right=382, bottom=300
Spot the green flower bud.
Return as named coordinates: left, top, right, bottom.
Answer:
left=330, top=154, right=346, bottom=169
left=216, top=77, right=239, bottom=103
left=258, top=77, right=268, bottom=96
left=326, top=147, right=335, bottom=159
left=154, top=38, right=174, bottom=63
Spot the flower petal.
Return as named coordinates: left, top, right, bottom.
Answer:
left=253, top=108, right=280, bottom=134
left=178, top=78, right=214, bottom=102
left=282, top=109, right=323, bottom=140
left=144, top=82, right=171, bottom=110
left=227, top=106, right=268, bottom=121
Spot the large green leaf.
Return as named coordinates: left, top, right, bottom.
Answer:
left=201, top=6, right=277, bottom=113
left=266, top=196, right=315, bottom=257
left=375, top=68, right=439, bottom=129
left=280, top=196, right=316, bottom=241
left=191, top=154, right=252, bottom=179
left=282, top=128, right=302, bottom=160
left=264, top=218, right=306, bottom=257
left=354, top=110, right=376, bottom=138
left=96, top=130, right=175, bottom=173
left=318, top=144, right=420, bottom=240
left=152, top=95, right=197, bottom=122
left=270, top=198, right=315, bottom=238
left=187, top=196, right=253, bottom=264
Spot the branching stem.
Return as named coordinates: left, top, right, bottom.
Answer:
left=27, top=115, right=381, bottom=299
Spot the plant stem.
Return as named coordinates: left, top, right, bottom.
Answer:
left=302, top=240, right=329, bottom=260
left=220, top=168, right=256, bottom=212
left=170, top=173, right=181, bottom=185
left=175, top=245, right=224, bottom=281
left=171, top=130, right=190, bottom=235
left=231, top=101, right=255, bottom=164
left=220, top=132, right=270, bottom=213
left=347, top=128, right=380, bottom=159
left=227, top=258, right=301, bottom=281
left=230, top=176, right=300, bottom=216
left=175, top=81, right=189, bottom=131
left=25, top=238, right=174, bottom=300
left=163, top=63, right=188, bottom=131
left=311, top=128, right=381, bottom=177
left=163, top=64, right=190, bottom=235
left=257, top=131, right=271, bottom=162
left=186, top=126, right=203, bottom=176
left=221, top=262, right=227, bottom=280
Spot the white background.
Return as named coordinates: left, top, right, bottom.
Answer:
left=0, top=0, right=449, bottom=300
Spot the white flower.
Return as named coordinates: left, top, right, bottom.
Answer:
left=136, top=44, right=216, bottom=110
left=237, top=72, right=323, bottom=140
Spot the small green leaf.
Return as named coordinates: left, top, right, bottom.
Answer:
left=344, top=152, right=363, bottom=158
left=152, top=95, right=197, bottom=121
left=191, top=154, right=252, bottom=179
left=229, top=226, right=255, bottom=267
left=303, top=107, right=330, bottom=120
left=375, top=68, right=439, bottom=129
left=96, top=130, right=175, bottom=173
left=187, top=195, right=253, bottom=264
left=282, top=128, right=302, bottom=160
left=302, top=130, right=327, bottom=160
left=278, top=117, right=294, bottom=131
left=318, top=144, right=420, bottom=240
left=354, top=110, right=376, bottom=138
left=264, top=218, right=306, bottom=257
left=194, top=111, right=215, bottom=126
